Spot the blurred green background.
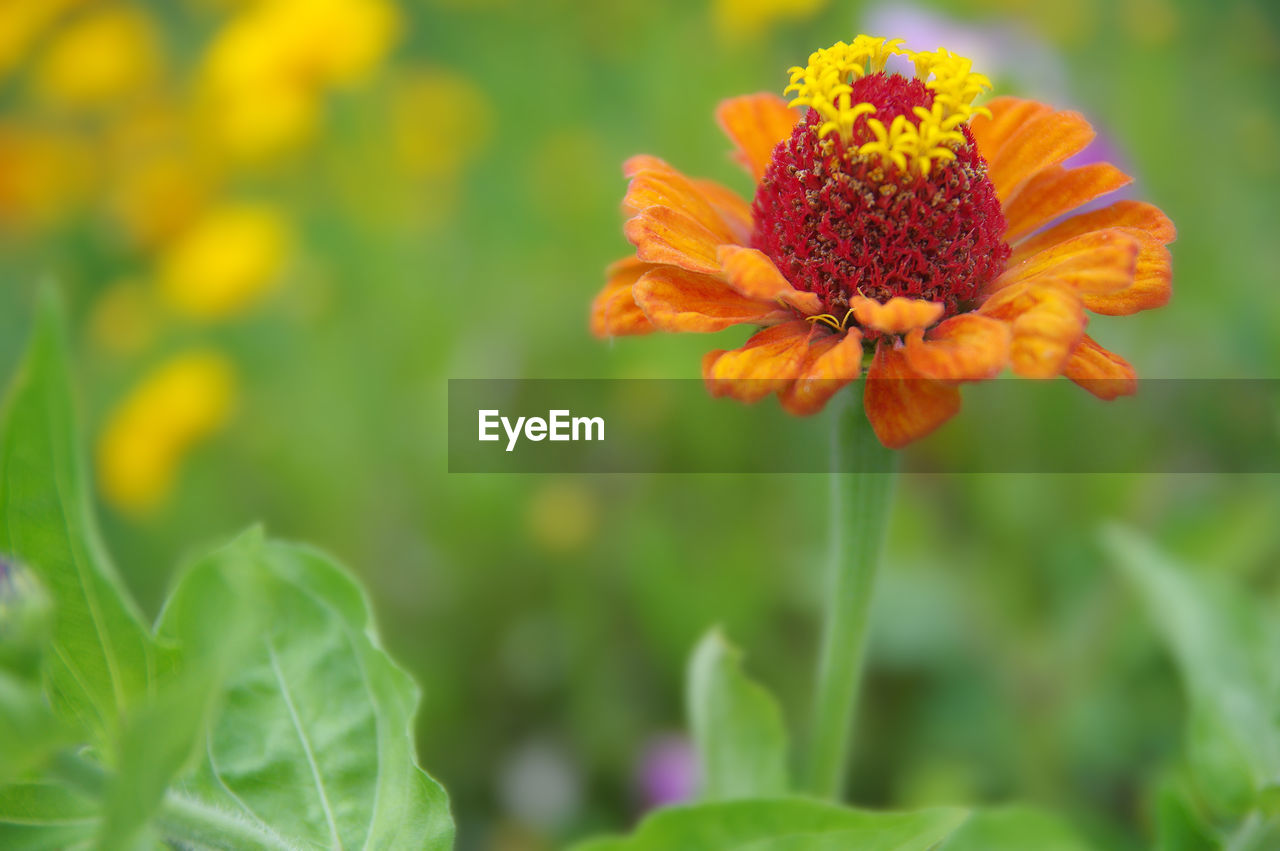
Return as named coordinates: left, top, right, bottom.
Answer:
left=0, top=0, right=1277, bottom=848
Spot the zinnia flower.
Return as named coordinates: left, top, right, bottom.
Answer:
left=591, top=35, right=1174, bottom=447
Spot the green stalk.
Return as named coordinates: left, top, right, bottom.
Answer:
left=47, top=751, right=294, bottom=849
left=803, top=386, right=897, bottom=800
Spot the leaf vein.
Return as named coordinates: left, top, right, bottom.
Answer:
left=204, top=734, right=300, bottom=850
left=268, top=638, right=343, bottom=850
left=49, top=392, right=127, bottom=717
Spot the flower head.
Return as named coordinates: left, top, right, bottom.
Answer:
left=592, top=34, right=1174, bottom=448
left=198, top=0, right=399, bottom=162
left=157, top=202, right=292, bottom=321
left=96, top=350, right=238, bottom=514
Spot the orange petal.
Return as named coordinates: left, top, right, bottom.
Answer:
left=850, top=296, right=945, bottom=335
left=716, top=93, right=800, bottom=181
left=624, top=205, right=724, bottom=274
left=779, top=329, right=864, bottom=416
left=1063, top=335, right=1137, bottom=399
left=778, top=289, right=823, bottom=316
left=991, top=228, right=1140, bottom=296
left=703, top=320, right=811, bottom=402
left=979, top=282, right=1086, bottom=378
left=1001, top=163, right=1132, bottom=242
left=903, top=313, right=1011, bottom=382
left=717, top=245, right=801, bottom=302
left=1081, top=236, right=1172, bottom=315
left=1011, top=199, right=1177, bottom=261
left=634, top=266, right=790, bottom=332
left=863, top=339, right=961, bottom=449
left=591, top=257, right=656, bottom=337
left=622, top=154, right=674, bottom=178
left=986, top=110, right=1095, bottom=202
left=692, top=178, right=754, bottom=245
left=623, top=166, right=737, bottom=243
left=969, top=97, right=1054, bottom=163
left=623, top=156, right=755, bottom=244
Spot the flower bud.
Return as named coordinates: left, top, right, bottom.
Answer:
left=0, top=557, right=53, bottom=677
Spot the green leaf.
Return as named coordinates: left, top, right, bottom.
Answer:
left=0, top=292, right=167, bottom=747
left=94, top=530, right=275, bottom=850
left=0, top=672, right=65, bottom=787
left=0, top=299, right=454, bottom=848
left=0, top=563, right=64, bottom=784
left=939, top=806, right=1095, bottom=850
left=571, top=799, right=968, bottom=851
left=0, top=781, right=98, bottom=850
left=687, top=628, right=789, bottom=801
left=1104, top=526, right=1280, bottom=821
left=1154, top=775, right=1217, bottom=851
left=95, top=674, right=223, bottom=849
left=151, top=531, right=454, bottom=850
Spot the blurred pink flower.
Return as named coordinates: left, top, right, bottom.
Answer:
left=636, top=734, right=700, bottom=810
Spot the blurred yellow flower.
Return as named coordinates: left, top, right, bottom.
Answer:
left=200, top=0, right=399, bottom=161
left=0, top=125, right=94, bottom=229
left=0, top=0, right=82, bottom=82
left=32, top=4, right=162, bottom=111
left=203, top=83, right=321, bottom=164
left=391, top=69, right=495, bottom=181
left=97, top=350, right=237, bottom=514
left=158, top=203, right=292, bottom=320
left=524, top=480, right=599, bottom=555
left=100, top=103, right=224, bottom=247
left=204, top=0, right=397, bottom=91
left=713, top=0, right=828, bottom=42
left=88, top=280, right=158, bottom=356
left=109, top=150, right=220, bottom=249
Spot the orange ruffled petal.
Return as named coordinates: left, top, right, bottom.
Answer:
left=992, top=228, right=1140, bottom=296
left=1010, top=201, right=1175, bottom=316
left=591, top=257, right=657, bottom=338
left=624, top=205, right=725, bottom=275
left=623, top=159, right=738, bottom=243
left=1001, top=163, right=1132, bottom=243
left=1012, top=199, right=1177, bottom=259
left=622, top=154, right=670, bottom=178
left=969, top=97, right=1054, bottom=164
left=1083, top=239, right=1172, bottom=315
left=716, top=93, right=800, bottom=181
left=1063, top=335, right=1138, bottom=399
left=779, top=329, right=864, bottom=416
left=778, top=289, right=822, bottom=316
left=903, top=314, right=1012, bottom=382
left=980, top=281, right=1087, bottom=378
left=703, top=320, right=811, bottom=402
left=621, top=154, right=755, bottom=248
left=985, top=109, right=1095, bottom=202
left=716, top=245, right=821, bottom=314
left=864, top=340, right=961, bottom=449
left=849, top=296, right=945, bottom=335
left=717, top=245, right=796, bottom=301
left=692, top=178, right=755, bottom=245
left=634, top=266, right=791, bottom=332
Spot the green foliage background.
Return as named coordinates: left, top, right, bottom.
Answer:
left=1, top=0, right=1278, bottom=848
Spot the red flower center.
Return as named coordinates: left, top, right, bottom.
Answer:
left=750, top=72, right=1011, bottom=323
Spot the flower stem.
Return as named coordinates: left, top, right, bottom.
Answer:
left=803, top=387, right=897, bottom=800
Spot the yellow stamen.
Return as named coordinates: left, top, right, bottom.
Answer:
left=804, top=308, right=858, bottom=332
left=806, top=313, right=842, bottom=332
left=783, top=34, right=992, bottom=176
